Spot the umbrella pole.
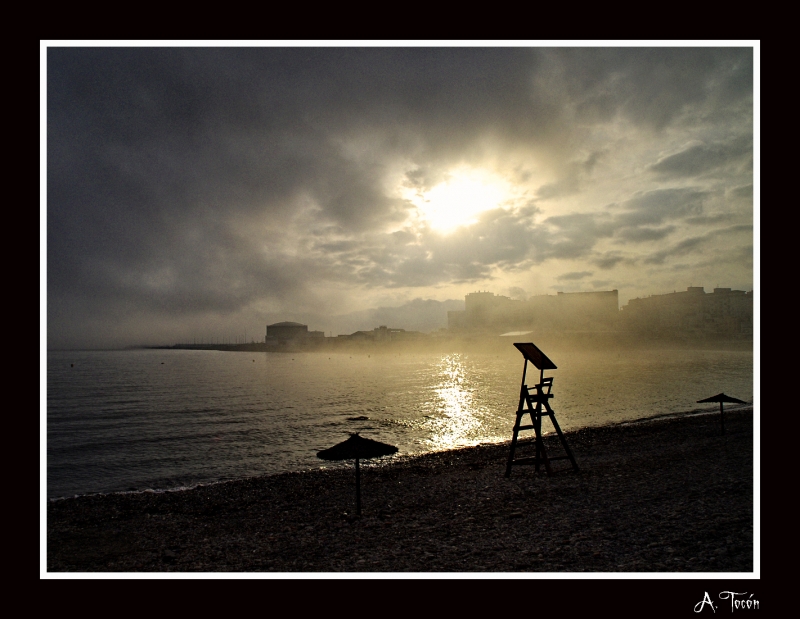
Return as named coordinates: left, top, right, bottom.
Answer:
left=355, top=457, right=361, bottom=516
left=720, top=402, right=725, bottom=435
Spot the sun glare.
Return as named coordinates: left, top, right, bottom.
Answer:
left=406, top=169, right=511, bottom=232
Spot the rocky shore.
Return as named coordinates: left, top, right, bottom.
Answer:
left=47, top=408, right=754, bottom=573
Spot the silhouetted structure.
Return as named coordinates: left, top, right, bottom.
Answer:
left=622, top=287, right=753, bottom=338
left=337, top=325, right=425, bottom=342
left=446, top=286, right=753, bottom=339
left=317, top=433, right=398, bottom=516
left=505, top=342, right=579, bottom=477
left=697, top=393, right=747, bottom=434
left=266, top=321, right=309, bottom=340
left=448, top=290, right=619, bottom=334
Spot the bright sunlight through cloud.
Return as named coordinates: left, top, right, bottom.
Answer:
left=406, top=169, right=512, bottom=233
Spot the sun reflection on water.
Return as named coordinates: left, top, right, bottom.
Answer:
left=424, top=354, right=486, bottom=450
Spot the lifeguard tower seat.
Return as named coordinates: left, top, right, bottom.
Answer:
left=505, top=342, right=579, bottom=477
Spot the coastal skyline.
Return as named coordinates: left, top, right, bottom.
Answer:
left=45, top=43, right=757, bottom=349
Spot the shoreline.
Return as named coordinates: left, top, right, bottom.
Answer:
left=141, top=335, right=753, bottom=354
left=47, top=403, right=752, bottom=502
left=44, top=334, right=754, bottom=353
left=47, top=408, right=754, bottom=573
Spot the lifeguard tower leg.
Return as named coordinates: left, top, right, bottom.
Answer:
left=505, top=390, right=527, bottom=477
left=543, top=400, right=579, bottom=472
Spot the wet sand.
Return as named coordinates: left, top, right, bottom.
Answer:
left=46, top=408, right=754, bottom=573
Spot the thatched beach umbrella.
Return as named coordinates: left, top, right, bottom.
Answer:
left=697, top=393, right=747, bottom=434
left=317, top=433, right=398, bottom=516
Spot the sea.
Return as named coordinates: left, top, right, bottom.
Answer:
left=46, top=346, right=754, bottom=499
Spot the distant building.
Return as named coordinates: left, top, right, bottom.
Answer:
left=371, top=325, right=408, bottom=341
left=338, top=325, right=425, bottom=342
left=266, top=321, right=309, bottom=340
left=621, top=287, right=753, bottom=337
left=447, top=289, right=619, bottom=333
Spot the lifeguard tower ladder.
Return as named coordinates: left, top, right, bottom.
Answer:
left=505, top=342, right=579, bottom=477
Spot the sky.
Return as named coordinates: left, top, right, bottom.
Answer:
left=44, top=43, right=756, bottom=349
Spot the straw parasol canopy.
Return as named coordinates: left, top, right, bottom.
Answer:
left=317, top=433, right=398, bottom=515
left=697, top=393, right=747, bottom=434
left=697, top=393, right=747, bottom=405
left=317, top=433, right=398, bottom=461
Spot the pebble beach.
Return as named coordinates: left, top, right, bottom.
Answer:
left=46, top=407, right=754, bottom=573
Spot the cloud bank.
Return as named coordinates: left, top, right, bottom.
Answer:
left=46, top=46, right=754, bottom=348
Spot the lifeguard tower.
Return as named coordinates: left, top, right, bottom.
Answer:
left=505, top=342, right=579, bottom=477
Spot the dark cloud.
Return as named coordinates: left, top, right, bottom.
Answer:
left=643, top=225, right=753, bottom=265
left=617, top=188, right=708, bottom=225
left=46, top=46, right=754, bottom=347
left=728, top=184, right=753, bottom=200
left=684, top=214, right=736, bottom=226
left=617, top=226, right=676, bottom=242
left=533, top=47, right=752, bottom=130
left=536, top=178, right=581, bottom=200
left=541, top=212, right=615, bottom=256
left=318, top=207, right=544, bottom=289
left=536, top=151, right=606, bottom=199
left=648, top=137, right=752, bottom=178
left=591, top=252, right=627, bottom=270
left=557, top=271, right=593, bottom=281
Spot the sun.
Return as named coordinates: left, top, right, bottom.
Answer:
left=405, top=168, right=511, bottom=232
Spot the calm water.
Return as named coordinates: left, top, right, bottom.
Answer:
left=46, top=347, right=753, bottom=498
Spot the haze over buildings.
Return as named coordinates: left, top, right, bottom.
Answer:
left=622, top=286, right=752, bottom=338
left=45, top=44, right=756, bottom=349
left=255, top=285, right=752, bottom=348
left=448, top=290, right=620, bottom=334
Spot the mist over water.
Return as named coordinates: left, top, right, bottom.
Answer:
left=47, top=346, right=753, bottom=498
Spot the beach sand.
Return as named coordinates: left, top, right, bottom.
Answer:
left=46, top=408, right=754, bottom=573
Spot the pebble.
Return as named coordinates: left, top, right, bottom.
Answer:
left=47, top=410, right=753, bottom=573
